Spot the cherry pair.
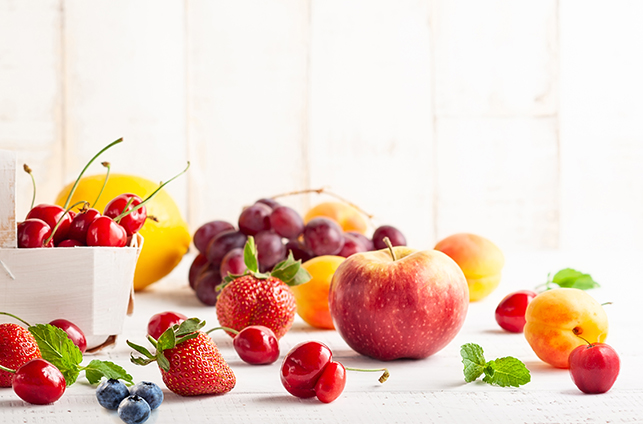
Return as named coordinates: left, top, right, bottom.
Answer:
left=147, top=311, right=280, bottom=365
left=280, top=341, right=388, bottom=403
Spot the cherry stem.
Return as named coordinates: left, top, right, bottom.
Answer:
left=113, top=197, right=135, bottom=224
left=23, top=164, right=36, bottom=211
left=92, top=161, right=111, bottom=208
left=601, top=302, right=613, bottom=307
left=113, top=161, right=190, bottom=223
left=573, top=332, right=593, bottom=347
left=0, top=364, right=15, bottom=374
left=383, top=237, right=397, bottom=261
left=43, top=200, right=89, bottom=246
left=63, top=138, right=123, bottom=209
left=270, top=187, right=375, bottom=220
left=0, top=312, right=31, bottom=327
left=344, top=366, right=390, bottom=384
left=204, top=326, right=239, bottom=335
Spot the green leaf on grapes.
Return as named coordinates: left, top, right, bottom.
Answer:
left=28, top=324, right=83, bottom=386
left=244, top=236, right=259, bottom=273
left=551, top=268, right=599, bottom=290
left=460, top=343, right=486, bottom=383
left=482, top=357, right=531, bottom=387
left=83, top=360, right=133, bottom=385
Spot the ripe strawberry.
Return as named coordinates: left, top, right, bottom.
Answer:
left=0, top=323, right=42, bottom=387
left=128, top=318, right=235, bottom=396
left=215, top=236, right=311, bottom=339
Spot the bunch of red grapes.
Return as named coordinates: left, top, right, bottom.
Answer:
left=189, top=197, right=407, bottom=306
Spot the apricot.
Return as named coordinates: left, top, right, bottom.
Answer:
left=304, top=202, right=368, bottom=235
left=524, top=288, right=608, bottom=369
left=434, top=233, right=504, bottom=302
left=290, top=255, right=345, bottom=329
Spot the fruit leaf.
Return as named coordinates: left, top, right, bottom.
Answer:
left=482, top=357, right=531, bottom=387
left=157, top=352, right=171, bottom=373
left=460, top=343, right=486, bottom=383
left=127, top=340, right=155, bottom=360
left=28, top=324, right=82, bottom=386
left=83, top=360, right=134, bottom=386
left=175, top=318, right=205, bottom=337
left=551, top=268, right=599, bottom=290
left=271, top=252, right=311, bottom=286
left=157, top=327, right=177, bottom=351
left=244, top=236, right=259, bottom=273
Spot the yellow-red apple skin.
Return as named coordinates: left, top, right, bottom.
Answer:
left=524, top=288, right=609, bottom=369
left=328, top=246, right=469, bottom=361
left=434, top=233, right=504, bottom=302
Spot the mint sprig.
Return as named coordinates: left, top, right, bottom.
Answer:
left=460, top=343, right=530, bottom=387
left=28, top=324, right=133, bottom=386
left=547, top=268, right=599, bottom=290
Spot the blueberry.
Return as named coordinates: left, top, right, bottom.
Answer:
left=129, top=381, right=164, bottom=410
left=96, top=378, right=130, bottom=410
left=118, top=395, right=151, bottom=424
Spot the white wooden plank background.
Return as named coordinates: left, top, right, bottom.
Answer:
left=1, top=0, right=643, bottom=251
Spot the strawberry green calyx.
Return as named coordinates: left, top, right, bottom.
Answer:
left=222, top=236, right=312, bottom=287
left=128, top=318, right=205, bottom=372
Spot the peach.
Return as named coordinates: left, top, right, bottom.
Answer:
left=434, top=233, right=504, bottom=302
left=304, top=202, right=368, bottom=235
left=524, top=288, right=608, bottom=369
left=290, top=255, right=345, bottom=329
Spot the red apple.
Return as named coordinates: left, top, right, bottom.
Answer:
left=568, top=342, right=620, bottom=394
left=328, top=245, right=469, bottom=360
left=495, top=290, right=538, bottom=333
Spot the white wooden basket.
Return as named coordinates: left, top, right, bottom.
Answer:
left=0, top=150, right=143, bottom=350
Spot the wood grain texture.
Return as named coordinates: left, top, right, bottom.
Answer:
left=0, top=0, right=64, bottom=219
left=187, top=0, right=311, bottom=228
left=308, top=0, right=434, bottom=248
left=63, top=0, right=188, bottom=217
left=0, top=151, right=16, bottom=248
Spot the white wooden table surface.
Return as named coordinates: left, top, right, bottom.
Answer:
left=1, top=250, right=641, bottom=424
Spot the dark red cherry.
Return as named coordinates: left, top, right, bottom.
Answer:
left=25, top=204, right=72, bottom=244
left=56, top=239, right=85, bottom=247
left=314, top=361, right=347, bottom=403
left=280, top=341, right=333, bottom=399
left=49, top=319, right=87, bottom=354
left=232, top=325, right=279, bottom=365
left=11, top=359, right=66, bottom=405
left=104, top=194, right=146, bottom=236
left=495, top=290, right=538, bottom=333
left=86, top=216, right=127, bottom=247
left=67, top=208, right=101, bottom=243
left=147, top=311, right=187, bottom=340
left=17, top=219, right=53, bottom=248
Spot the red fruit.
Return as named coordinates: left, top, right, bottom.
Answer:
left=315, top=361, right=347, bottom=403
left=238, top=203, right=272, bottom=236
left=338, top=233, right=368, bottom=258
left=569, top=343, right=620, bottom=394
left=280, top=341, right=333, bottom=399
left=194, top=268, right=223, bottom=306
left=220, top=248, right=247, bottom=278
left=25, top=204, right=72, bottom=245
left=193, top=220, right=235, bottom=255
left=232, top=325, right=279, bottom=365
left=160, top=332, right=235, bottom=396
left=49, top=319, right=87, bottom=354
left=147, top=312, right=187, bottom=340
left=495, top=290, right=538, bottom=333
left=17, top=218, right=53, bottom=248
left=104, top=194, right=146, bottom=236
left=216, top=275, right=296, bottom=339
left=86, top=216, right=128, bottom=247
left=12, top=358, right=66, bottom=404
left=67, top=208, right=101, bottom=243
left=56, top=239, right=85, bottom=247
left=0, top=323, right=42, bottom=387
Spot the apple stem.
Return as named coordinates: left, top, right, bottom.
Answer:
left=383, top=237, right=397, bottom=261
left=0, top=312, right=31, bottom=327
left=23, top=164, right=36, bottom=211
left=204, top=326, right=239, bottom=336
left=344, top=366, right=390, bottom=383
left=269, top=187, right=375, bottom=220
left=92, top=161, right=111, bottom=208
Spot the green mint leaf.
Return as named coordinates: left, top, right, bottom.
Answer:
left=551, top=268, right=599, bottom=290
left=244, top=236, right=259, bottom=273
left=460, top=343, right=486, bottom=383
left=83, top=360, right=134, bottom=385
left=482, top=357, right=531, bottom=387
left=28, top=324, right=82, bottom=386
